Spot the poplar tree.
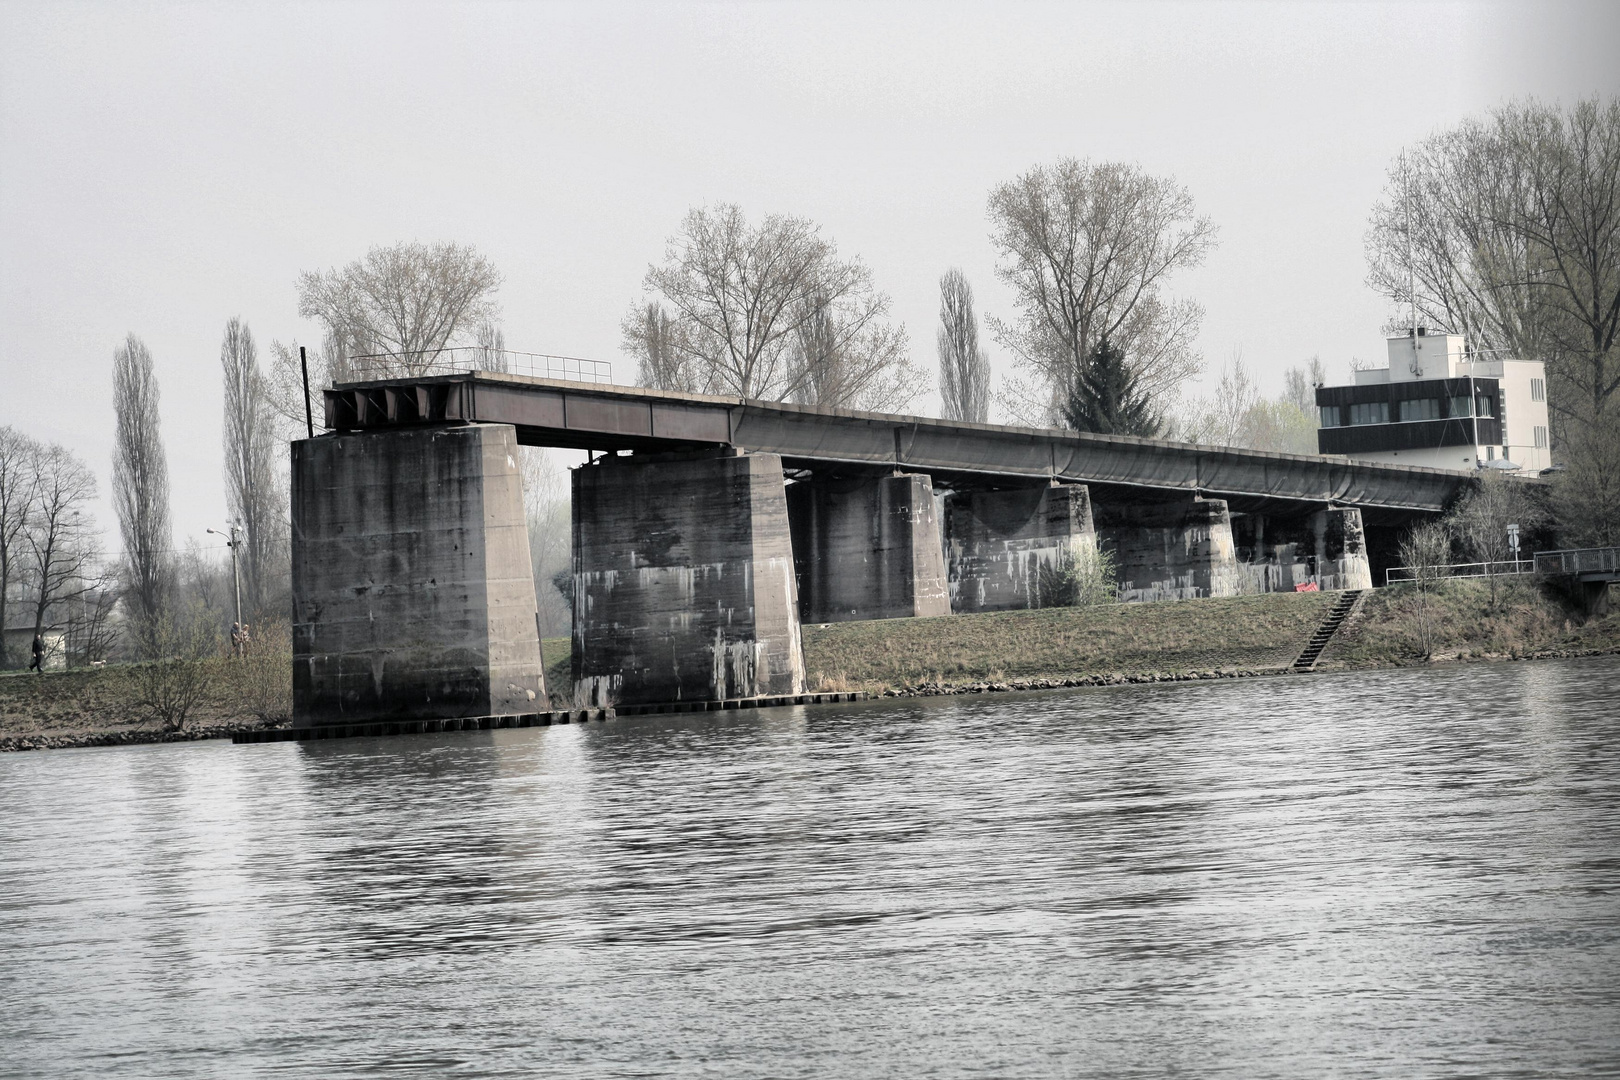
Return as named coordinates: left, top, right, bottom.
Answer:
left=112, top=334, right=174, bottom=641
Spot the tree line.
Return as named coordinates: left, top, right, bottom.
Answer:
left=5, top=95, right=1613, bottom=672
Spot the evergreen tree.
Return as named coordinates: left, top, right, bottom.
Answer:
left=1061, top=338, right=1160, bottom=436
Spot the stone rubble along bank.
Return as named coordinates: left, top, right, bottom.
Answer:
left=1, top=722, right=282, bottom=753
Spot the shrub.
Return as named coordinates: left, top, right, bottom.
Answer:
left=131, top=608, right=221, bottom=731
left=228, top=620, right=291, bottom=725
left=1034, top=542, right=1118, bottom=609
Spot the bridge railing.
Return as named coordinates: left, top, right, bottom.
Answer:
left=1534, top=547, right=1620, bottom=576
left=346, top=348, right=615, bottom=385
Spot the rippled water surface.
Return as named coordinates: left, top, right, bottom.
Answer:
left=3, top=657, right=1619, bottom=1078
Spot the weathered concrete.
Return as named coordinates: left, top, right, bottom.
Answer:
left=572, top=450, right=806, bottom=707
left=1097, top=498, right=1241, bottom=602
left=946, top=483, right=1097, bottom=612
left=1231, top=507, right=1373, bottom=593
left=788, top=471, right=951, bottom=623
left=290, top=424, right=546, bottom=727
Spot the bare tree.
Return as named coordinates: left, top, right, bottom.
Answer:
left=1398, top=520, right=1453, bottom=659
left=221, top=318, right=284, bottom=619
left=297, top=241, right=503, bottom=377
left=23, top=444, right=103, bottom=648
left=1549, top=414, right=1620, bottom=546
left=112, top=334, right=174, bottom=639
left=986, top=158, right=1217, bottom=426
left=623, top=301, right=700, bottom=392
left=937, top=269, right=991, bottom=423
left=1283, top=357, right=1328, bottom=416
left=472, top=318, right=508, bottom=373
left=1446, top=472, right=1549, bottom=608
left=1366, top=98, right=1620, bottom=432
left=627, top=204, right=916, bottom=407
left=788, top=287, right=919, bottom=412
left=0, top=426, right=40, bottom=667
left=1175, top=353, right=1319, bottom=454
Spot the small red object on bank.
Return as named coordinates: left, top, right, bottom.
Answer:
left=1295, top=582, right=1319, bottom=592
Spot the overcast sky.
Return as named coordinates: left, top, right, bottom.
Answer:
left=2, top=0, right=1617, bottom=559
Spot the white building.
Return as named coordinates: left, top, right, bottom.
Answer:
left=1316, top=330, right=1551, bottom=473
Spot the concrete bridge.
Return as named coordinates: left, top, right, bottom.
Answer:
left=291, top=371, right=1476, bottom=726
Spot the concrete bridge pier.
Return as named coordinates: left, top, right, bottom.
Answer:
left=787, top=471, right=951, bottom=623
left=571, top=449, right=806, bottom=707
left=1232, top=507, right=1374, bottom=592
left=1097, top=497, right=1242, bottom=602
left=1312, top=507, right=1374, bottom=591
left=946, top=483, right=1097, bottom=612
left=290, top=423, right=547, bottom=728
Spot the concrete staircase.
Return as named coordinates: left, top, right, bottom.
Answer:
left=1292, top=590, right=1364, bottom=672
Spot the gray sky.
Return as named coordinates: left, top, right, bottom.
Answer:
left=2, top=0, right=1617, bottom=559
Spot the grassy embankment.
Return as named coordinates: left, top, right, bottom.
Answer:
left=541, top=591, right=1335, bottom=697
left=8, top=582, right=1616, bottom=750
left=1321, top=577, right=1620, bottom=668
left=0, top=657, right=287, bottom=750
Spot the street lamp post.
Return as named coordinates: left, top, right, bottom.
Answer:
left=207, top=523, right=243, bottom=642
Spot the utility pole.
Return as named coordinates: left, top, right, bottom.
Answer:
left=207, top=522, right=243, bottom=639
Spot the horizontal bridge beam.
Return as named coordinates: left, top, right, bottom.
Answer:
left=324, top=372, right=1479, bottom=516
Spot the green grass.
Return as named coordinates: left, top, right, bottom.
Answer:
left=802, top=591, right=1339, bottom=692
left=541, top=636, right=572, bottom=705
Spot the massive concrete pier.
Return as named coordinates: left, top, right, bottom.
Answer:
left=285, top=371, right=1472, bottom=723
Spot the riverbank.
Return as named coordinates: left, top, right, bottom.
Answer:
left=7, top=582, right=1617, bottom=751
left=0, top=658, right=285, bottom=752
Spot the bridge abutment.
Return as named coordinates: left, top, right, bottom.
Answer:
left=571, top=450, right=806, bottom=707
left=946, top=483, right=1097, bottom=612
left=787, top=471, right=951, bottom=624
left=290, top=423, right=546, bottom=728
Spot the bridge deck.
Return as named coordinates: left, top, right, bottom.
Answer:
left=324, top=371, right=1487, bottom=519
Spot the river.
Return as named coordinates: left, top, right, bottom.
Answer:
left=2, top=657, right=1618, bottom=1078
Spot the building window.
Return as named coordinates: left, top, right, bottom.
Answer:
left=1449, top=394, right=1474, bottom=418
left=1534, top=426, right=1547, bottom=448
left=1531, top=378, right=1545, bottom=402
left=1487, top=445, right=1495, bottom=461
left=1476, top=394, right=1496, bottom=418
left=1349, top=401, right=1389, bottom=426
left=1399, top=398, right=1441, bottom=422
left=1319, top=405, right=1340, bottom=427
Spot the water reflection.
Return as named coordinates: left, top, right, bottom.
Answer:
left=2, top=657, right=1618, bottom=1078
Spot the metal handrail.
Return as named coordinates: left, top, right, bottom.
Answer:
left=1385, top=559, right=1534, bottom=585
left=346, top=347, right=615, bottom=385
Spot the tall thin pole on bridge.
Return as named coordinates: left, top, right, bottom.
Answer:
left=300, top=346, right=315, bottom=439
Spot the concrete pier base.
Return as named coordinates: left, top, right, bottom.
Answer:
left=1232, top=506, right=1373, bottom=592
left=290, top=423, right=546, bottom=727
left=946, top=484, right=1096, bottom=612
left=1098, top=498, right=1241, bottom=601
left=572, top=450, right=806, bottom=707
left=787, top=471, right=951, bottom=623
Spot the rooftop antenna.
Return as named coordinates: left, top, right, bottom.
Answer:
left=1403, top=150, right=1422, bottom=377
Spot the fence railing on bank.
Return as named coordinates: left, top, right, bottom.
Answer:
left=1385, top=560, right=1534, bottom=585
left=1385, top=546, right=1620, bottom=586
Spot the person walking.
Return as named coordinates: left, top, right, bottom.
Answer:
left=28, top=633, right=44, bottom=673
left=230, top=622, right=243, bottom=659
